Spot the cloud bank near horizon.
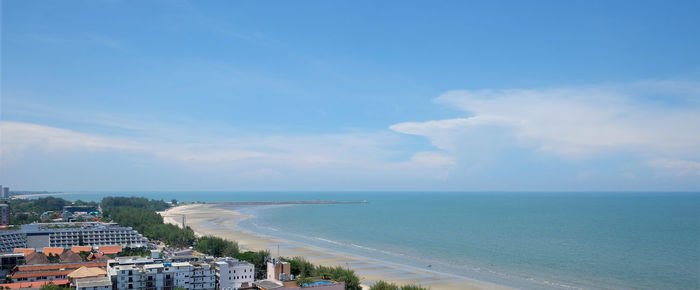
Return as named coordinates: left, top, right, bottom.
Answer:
left=2, top=81, right=700, bottom=191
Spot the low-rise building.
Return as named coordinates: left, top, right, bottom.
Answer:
left=215, top=257, right=255, bottom=290
left=266, top=258, right=291, bottom=281
left=68, top=266, right=108, bottom=285
left=9, top=261, right=107, bottom=282
left=0, top=252, right=25, bottom=279
left=74, top=276, right=112, bottom=290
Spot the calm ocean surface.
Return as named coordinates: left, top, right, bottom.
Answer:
left=55, top=191, right=700, bottom=289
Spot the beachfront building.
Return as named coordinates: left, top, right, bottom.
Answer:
left=108, top=257, right=216, bottom=290
left=215, top=257, right=255, bottom=289
left=0, top=222, right=148, bottom=252
left=266, top=258, right=291, bottom=281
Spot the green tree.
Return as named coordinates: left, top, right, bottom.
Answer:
left=283, top=256, right=314, bottom=277
left=297, top=277, right=314, bottom=286
left=196, top=236, right=239, bottom=257
left=78, top=251, right=91, bottom=261
left=313, top=265, right=361, bottom=290
left=40, top=283, right=69, bottom=289
left=370, top=281, right=428, bottom=290
left=236, top=250, right=270, bottom=280
left=47, top=253, right=60, bottom=263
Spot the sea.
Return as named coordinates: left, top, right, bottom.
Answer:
left=49, top=191, right=699, bottom=289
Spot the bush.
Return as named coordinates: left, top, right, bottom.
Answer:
left=297, top=277, right=314, bottom=286
left=314, top=265, right=361, bottom=290
left=282, top=256, right=314, bottom=277
left=119, top=247, right=152, bottom=257
left=370, top=281, right=428, bottom=290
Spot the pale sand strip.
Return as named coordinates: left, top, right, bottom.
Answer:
left=161, top=204, right=512, bottom=290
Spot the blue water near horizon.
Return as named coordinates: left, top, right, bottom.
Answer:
left=49, top=191, right=700, bottom=289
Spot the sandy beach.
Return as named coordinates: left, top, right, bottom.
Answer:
left=161, top=203, right=511, bottom=290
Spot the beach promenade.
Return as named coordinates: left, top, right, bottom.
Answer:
left=161, top=204, right=511, bottom=290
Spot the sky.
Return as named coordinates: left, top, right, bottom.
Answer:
left=1, top=0, right=699, bottom=191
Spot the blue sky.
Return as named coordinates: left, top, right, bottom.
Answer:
left=1, top=0, right=699, bottom=191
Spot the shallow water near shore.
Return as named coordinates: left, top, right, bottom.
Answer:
left=58, top=191, right=700, bottom=289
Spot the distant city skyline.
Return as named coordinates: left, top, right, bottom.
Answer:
left=1, top=0, right=699, bottom=191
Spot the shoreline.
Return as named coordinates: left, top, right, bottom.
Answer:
left=161, top=203, right=512, bottom=290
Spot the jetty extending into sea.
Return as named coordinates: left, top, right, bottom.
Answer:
left=216, top=200, right=368, bottom=205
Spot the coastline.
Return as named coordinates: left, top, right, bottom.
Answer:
left=161, top=203, right=512, bottom=290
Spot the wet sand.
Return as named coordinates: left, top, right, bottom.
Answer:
left=161, top=203, right=512, bottom=290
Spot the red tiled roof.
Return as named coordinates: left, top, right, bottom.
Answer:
left=60, top=249, right=83, bottom=263
left=71, top=246, right=92, bottom=253
left=0, top=279, right=69, bottom=289
left=16, top=261, right=107, bottom=272
left=24, top=252, right=49, bottom=265
left=98, top=245, right=122, bottom=254
left=12, top=270, right=73, bottom=279
left=43, top=247, right=65, bottom=257
left=13, top=248, right=35, bottom=255
left=67, top=266, right=107, bottom=279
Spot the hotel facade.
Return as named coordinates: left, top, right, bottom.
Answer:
left=0, top=222, right=148, bottom=253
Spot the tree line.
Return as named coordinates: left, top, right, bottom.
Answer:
left=282, top=256, right=362, bottom=290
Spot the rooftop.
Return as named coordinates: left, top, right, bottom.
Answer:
left=0, top=279, right=69, bottom=289
left=67, top=266, right=107, bottom=279
left=255, top=279, right=284, bottom=289
left=216, top=258, right=253, bottom=267
left=17, top=261, right=107, bottom=272
left=75, top=276, right=112, bottom=288
left=3, top=222, right=137, bottom=234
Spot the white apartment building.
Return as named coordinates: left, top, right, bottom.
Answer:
left=108, top=258, right=215, bottom=290
left=215, top=257, right=254, bottom=290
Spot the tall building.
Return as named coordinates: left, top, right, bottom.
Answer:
left=0, top=186, right=8, bottom=199
left=215, top=257, right=254, bottom=290
left=0, top=204, right=10, bottom=226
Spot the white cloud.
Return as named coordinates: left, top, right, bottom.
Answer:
left=0, top=121, right=455, bottom=189
left=391, top=82, right=700, bottom=161
left=410, top=151, right=455, bottom=167
left=648, top=159, right=700, bottom=176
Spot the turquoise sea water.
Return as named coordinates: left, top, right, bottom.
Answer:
left=54, top=191, right=700, bottom=289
